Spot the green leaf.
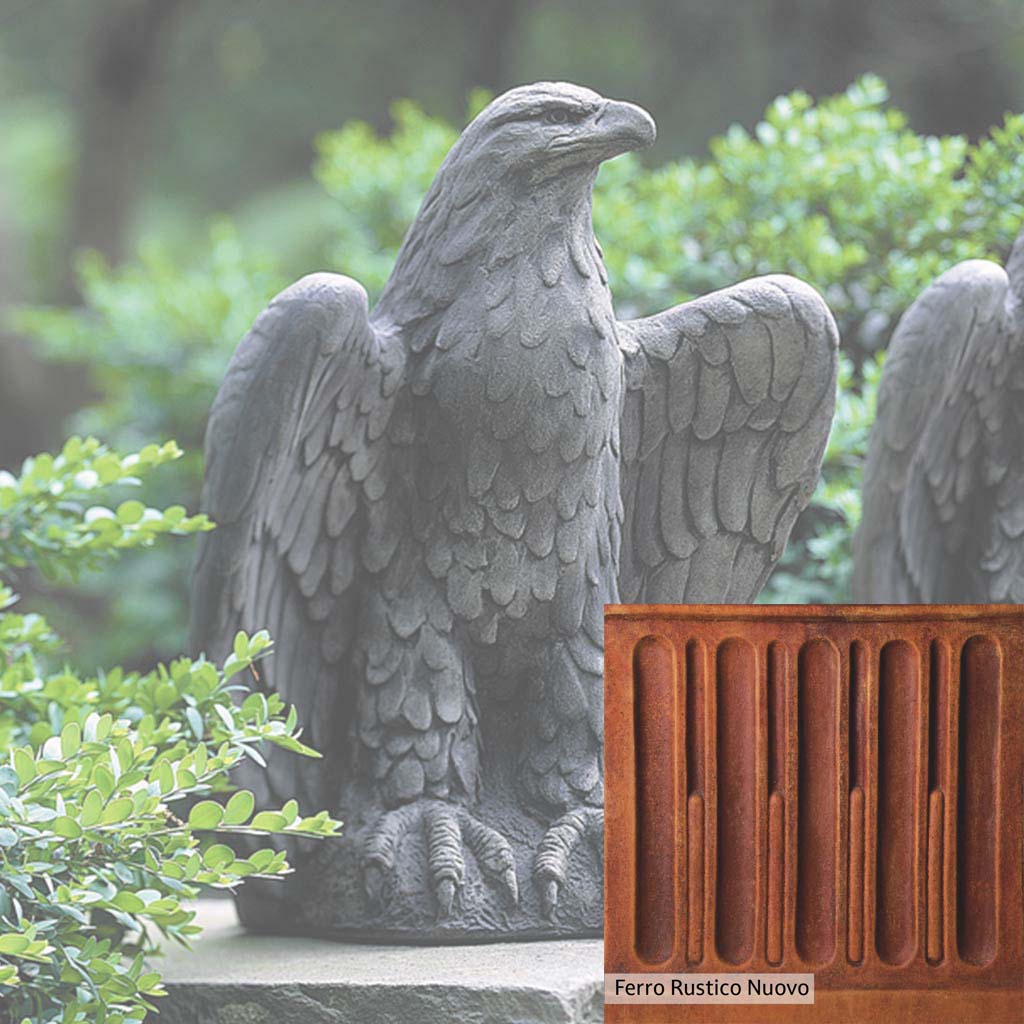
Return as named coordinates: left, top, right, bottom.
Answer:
left=52, top=816, right=82, bottom=839
left=0, top=934, right=30, bottom=955
left=12, top=749, right=35, bottom=785
left=115, top=499, right=145, bottom=524
left=187, top=800, right=224, bottom=830
left=185, top=706, right=204, bottom=740
left=156, top=760, right=175, bottom=795
left=93, top=765, right=116, bottom=800
left=137, top=970, right=163, bottom=993
left=110, top=891, right=146, bottom=914
left=249, top=811, right=287, bottom=833
left=249, top=630, right=272, bottom=654
left=223, top=789, right=254, bottom=826
left=80, top=789, right=103, bottom=826
left=203, top=843, right=235, bottom=869
left=213, top=704, right=236, bottom=731
left=100, top=798, right=133, bottom=825
left=60, top=722, right=81, bottom=758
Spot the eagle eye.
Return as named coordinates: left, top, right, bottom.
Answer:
left=542, top=108, right=580, bottom=126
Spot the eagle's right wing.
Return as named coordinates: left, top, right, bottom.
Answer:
left=852, top=259, right=1011, bottom=602
left=617, top=275, right=838, bottom=603
left=190, top=273, right=405, bottom=812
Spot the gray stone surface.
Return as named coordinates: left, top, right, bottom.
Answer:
left=190, top=80, right=839, bottom=941
left=157, top=900, right=603, bottom=1023
left=853, top=223, right=1024, bottom=603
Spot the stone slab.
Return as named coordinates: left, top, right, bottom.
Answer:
left=157, top=900, right=604, bottom=1024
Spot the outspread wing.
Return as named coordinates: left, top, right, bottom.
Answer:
left=617, top=274, right=838, bottom=602
left=190, top=273, right=404, bottom=809
left=853, top=258, right=1016, bottom=602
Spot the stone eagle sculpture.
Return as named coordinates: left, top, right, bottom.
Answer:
left=853, top=225, right=1024, bottom=604
left=190, top=82, right=839, bottom=940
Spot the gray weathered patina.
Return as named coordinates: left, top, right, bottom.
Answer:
left=854, top=225, right=1024, bottom=603
left=191, top=81, right=839, bottom=941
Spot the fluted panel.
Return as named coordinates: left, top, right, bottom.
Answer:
left=606, top=605, right=1023, bottom=1018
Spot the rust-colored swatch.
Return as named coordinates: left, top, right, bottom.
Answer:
left=605, top=606, right=1024, bottom=1023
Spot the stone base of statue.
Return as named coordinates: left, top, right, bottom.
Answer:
left=157, top=901, right=603, bottom=1024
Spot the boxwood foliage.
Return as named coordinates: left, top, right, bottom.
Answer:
left=0, top=439, right=340, bottom=1024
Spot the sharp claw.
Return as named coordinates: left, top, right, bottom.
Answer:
left=426, top=806, right=465, bottom=917
left=501, top=866, right=519, bottom=905
left=459, top=810, right=520, bottom=907
left=364, top=863, right=385, bottom=903
left=541, top=878, right=559, bottom=919
left=435, top=877, right=457, bottom=917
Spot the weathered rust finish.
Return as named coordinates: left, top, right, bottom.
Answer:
left=605, top=605, right=1024, bottom=1023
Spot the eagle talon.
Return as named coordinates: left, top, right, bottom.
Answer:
left=534, top=807, right=604, bottom=920
left=362, top=799, right=519, bottom=917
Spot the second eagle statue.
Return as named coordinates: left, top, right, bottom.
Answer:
left=191, top=82, right=839, bottom=939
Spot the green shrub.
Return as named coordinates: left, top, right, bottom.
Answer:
left=0, top=438, right=339, bottom=1023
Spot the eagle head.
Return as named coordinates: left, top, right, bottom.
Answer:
left=456, top=82, right=656, bottom=184
left=377, top=83, right=655, bottom=323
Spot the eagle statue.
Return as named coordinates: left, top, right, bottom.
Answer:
left=191, top=82, right=839, bottom=940
left=854, top=225, right=1024, bottom=604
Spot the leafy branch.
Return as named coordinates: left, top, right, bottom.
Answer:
left=0, top=441, right=341, bottom=1024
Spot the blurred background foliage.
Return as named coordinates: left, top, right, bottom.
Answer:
left=0, top=0, right=1022, bottom=667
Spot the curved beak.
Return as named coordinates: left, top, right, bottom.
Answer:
left=592, top=99, right=656, bottom=157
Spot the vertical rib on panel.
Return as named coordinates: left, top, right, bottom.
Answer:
left=766, top=642, right=787, bottom=965
left=715, top=638, right=757, bottom=965
left=927, top=639, right=951, bottom=964
left=796, top=638, right=839, bottom=964
left=633, top=636, right=676, bottom=963
left=686, top=640, right=706, bottom=964
left=876, top=640, right=919, bottom=966
left=957, top=635, right=1000, bottom=966
left=848, top=640, right=868, bottom=964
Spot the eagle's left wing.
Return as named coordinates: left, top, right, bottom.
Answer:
left=617, top=275, right=838, bottom=602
